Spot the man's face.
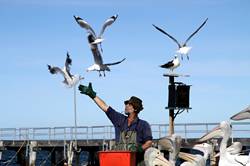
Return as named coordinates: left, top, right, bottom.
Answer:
left=125, top=103, right=135, bottom=115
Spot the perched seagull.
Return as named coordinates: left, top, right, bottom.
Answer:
left=231, top=105, right=250, bottom=121
left=47, top=52, right=83, bottom=88
left=86, top=33, right=125, bottom=77
left=153, top=18, right=208, bottom=60
left=160, top=55, right=180, bottom=72
left=144, top=147, right=173, bottom=166
left=74, top=14, right=118, bottom=51
left=198, top=121, right=250, bottom=166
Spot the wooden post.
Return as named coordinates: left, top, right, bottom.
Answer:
left=169, top=76, right=175, bottom=135
left=67, top=141, right=74, bottom=166
left=29, top=141, right=37, bottom=166
left=17, top=148, right=28, bottom=166
left=0, top=141, right=3, bottom=160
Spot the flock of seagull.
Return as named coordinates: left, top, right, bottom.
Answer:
left=48, top=14, right=125, bottom=87
left=74, top=14, right=126, bottom=77
left=153, top=18, right=208, bottom=72
left=144, top=106, right=250, bottom=166
left=47, top=14, right=208, bottom=87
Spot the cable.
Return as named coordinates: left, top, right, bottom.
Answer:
left=3, top=141, right=26, bottom=166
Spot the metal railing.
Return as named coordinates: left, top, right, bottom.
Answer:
left=1, top=122, right=250, bottom=141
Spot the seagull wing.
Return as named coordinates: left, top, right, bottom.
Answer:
left=88, top=37, right=104, bottom=65
left=74, top=15, right=96, bottom=37
left=48, top=64, right=72, bottom=86
left=184, top=18, right=208, bottom=45
left=105, top=58, right=126, bottom=66
left=65, top=52, right=73, bottom=77
left=153, top=24, right=181, bottom=48
left=47, top=65, right=64, bottom=75
left=160, top=60, right=174, bottom=69
left=98, top=14, right=118, bottom=38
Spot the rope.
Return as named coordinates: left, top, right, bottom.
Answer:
left=38, top=146, right=56, bottom=166
left=38, top=141, right=70, bottom=166
left=55, top=158, right=67, bottom=166
left=3, top=141, right=26, bottom=166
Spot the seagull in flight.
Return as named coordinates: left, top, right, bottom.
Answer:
left=160, top=55, right=180, bottom=72
left=153, top=18, right=208, bottom=60
left=86, top=33, right=125, bottom=77
left=74, top=14, right=118, bottom=51
left=47, top=52, right=83, bottom=88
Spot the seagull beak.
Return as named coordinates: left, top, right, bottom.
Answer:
left=231, top=107, right=250, bottom=121
left=178, top=152, right=196, bottom=162
left=154, top=154, right=172, bottom=166
left=198, top=124, right=222, bottom=142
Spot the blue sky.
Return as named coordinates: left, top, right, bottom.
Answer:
left=1, top=0, right=250, bottom=128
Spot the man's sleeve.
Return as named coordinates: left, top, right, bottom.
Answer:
left=143, top=121, right=153, bottom=142
left=105, top=106, right=125, bottom=127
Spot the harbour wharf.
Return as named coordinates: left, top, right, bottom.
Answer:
left=1, top=122, right=250, bottom=165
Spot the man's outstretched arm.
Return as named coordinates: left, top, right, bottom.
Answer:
left=93, top=96, right=109, bottom=112
left=78, top=83, right=109, bottom=112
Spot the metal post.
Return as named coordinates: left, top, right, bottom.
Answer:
left=159, top=125, right=161, bottom=138
left=73, top=85, right=78, bottom=145
left=48, top=128, right=51, bottom=144
left=184, top=124, right=187, bottom=142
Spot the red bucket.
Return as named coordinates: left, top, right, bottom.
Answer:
left=99, top=151, right=136, bottom=166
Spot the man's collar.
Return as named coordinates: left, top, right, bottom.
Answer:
left=127, top=116, right=139, bottom=124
